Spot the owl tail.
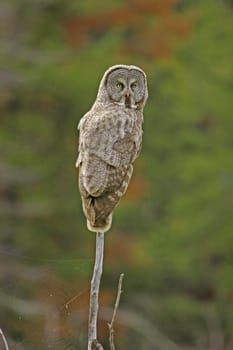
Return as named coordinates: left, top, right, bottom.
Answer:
left=81, top=195, right=113, bottom=233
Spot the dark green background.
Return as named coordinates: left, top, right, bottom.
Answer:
left=0, top=0, right=232, bottom=349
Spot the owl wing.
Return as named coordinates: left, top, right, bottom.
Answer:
left=75, top=110, right=123, bottom=170
left=76, top=109, right=124, bottom=197
left=76, top=109, right=140, bottom=232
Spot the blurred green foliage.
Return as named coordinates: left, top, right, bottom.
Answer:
left=0, top=0, right=232, bottom=349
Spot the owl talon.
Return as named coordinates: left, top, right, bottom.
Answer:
left=87, top=214, right=112, bottom=233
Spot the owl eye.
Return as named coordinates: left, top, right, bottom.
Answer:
left=116, top=81, right=124, bottom=90
left=131, top=82, right=137, bottom=90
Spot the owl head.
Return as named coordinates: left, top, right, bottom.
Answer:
left=96, top=64, right=148, bottom=110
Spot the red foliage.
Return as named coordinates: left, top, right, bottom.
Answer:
left=105, top=234, right=138, bottom=267
left=62, top=0, right=193, bottom=59
left=124, top=176, right=148, bottom=201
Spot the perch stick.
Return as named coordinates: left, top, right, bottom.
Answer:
left=88, top=232, right=105, bottom=350
left=0, top=328, right=9, bottom=350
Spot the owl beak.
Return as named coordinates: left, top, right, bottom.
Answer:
left=125, top=93, right=131, bottom=108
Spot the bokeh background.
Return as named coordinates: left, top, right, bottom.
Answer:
left=0, top=0, right=232, bottom=349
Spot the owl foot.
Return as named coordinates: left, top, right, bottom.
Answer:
left=87, top=214, right=112, bottom=233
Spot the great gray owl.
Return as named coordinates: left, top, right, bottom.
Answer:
left=76, top=64, right=148, bottom=233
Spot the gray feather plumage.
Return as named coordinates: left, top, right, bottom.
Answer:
left=76, top=64, right=148, bottom=232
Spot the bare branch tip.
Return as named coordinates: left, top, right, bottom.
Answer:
left=0, top=328, right=10, bottom=350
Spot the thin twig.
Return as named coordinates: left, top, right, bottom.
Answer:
left=88, top=232, right=105, bottom=350
left=108, top=273, right=124, bottom=350
left=0, top=328, right=10, bottom=350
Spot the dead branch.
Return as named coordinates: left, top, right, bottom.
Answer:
left=0, top=328, right=10, bottom=350
left=88, top=232, right=105, bottom=350
left=108, top=274, right=124, bottom=350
